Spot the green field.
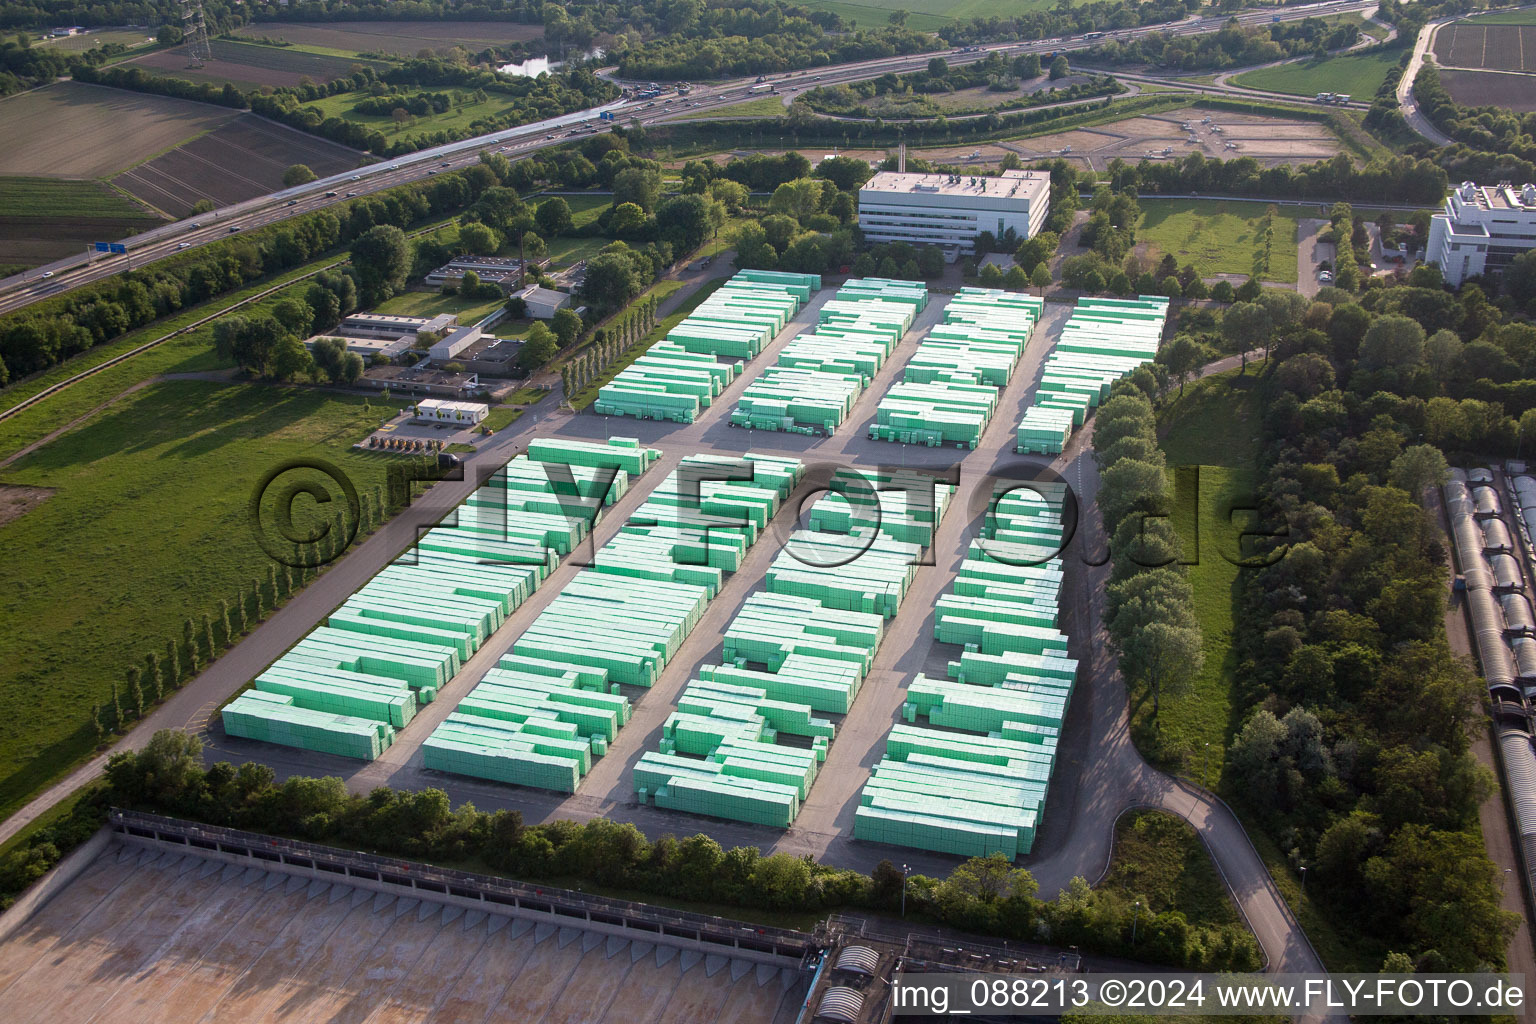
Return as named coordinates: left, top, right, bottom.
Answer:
left=792, top=0, right=955, bottom=30
left=34, top=28, right=153, bottom=52
left=1229, top=49, right=1400, bottom=101
left=1137, top=199, right=1301, bottom=284
left=797, top=0, right=1069, bottom=27
left=677, top=96, right=787, bottom=119
left=304, top=88, right=540, bottom=146
left=0, top=382, right=408, bottom=821
left=1469, top=7, right=1536, bottom=24
left=1147, top=366, right=1265, bottom=788
left=0, top=177, right=154, bottom=219
left=1103, top=809, right=1242, bottom=929
left=373, top=290, right=506, bottom=323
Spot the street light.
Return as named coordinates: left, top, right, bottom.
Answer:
left=1504, top=868, right=1513, bottom=895
left=1131, top=900, right=1140, bottom=945
left=1299, top=865, right=1307, bottom=895
left=1202, top=741, right=1210, bottom=788
left=901, top=863, right=911, bottom=917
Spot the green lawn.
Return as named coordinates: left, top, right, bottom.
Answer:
left=1146, top=367, right=1265, bottom=788
left=1137, top=199, right=1300, bottom=284
left=1102, top=809, right=1242, bottom=929
left=303, top=90, right=539, bottom=146
left=568, top=278, right=726, bottom=410
left=481, top=405, right=524, bottom=432
left=0, top=177, right=156, bottom=219
left=373, top=289, right=506, bottom=323
left=0, top=382, right=409, bottom=822
left=1229, top=49, right=1400, bottom=101
left=795, top=0, right=1079, bottom=27
left=677, top=96, right=787, bottom=119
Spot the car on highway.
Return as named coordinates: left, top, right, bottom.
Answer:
left=177, top=242, right=191, bottom=250
left=346, top=191, right=359, bottom=197
left=190, top=222, right=201, bottom=228
left=287, top=200, right=297, bottom=206
left=40, top=271, right=53, bottom=278
left=325, top=191, right=338, bottom=197
left=350, top=175, right=361, bottom=181
left=441, top=161, right=451, bottom=167
left=228, top=226, right=241, bottom=233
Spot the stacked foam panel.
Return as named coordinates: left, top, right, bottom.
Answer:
left=425, top=453, right=806, bottom=792
left=731, top=278, right=921, bottom=435
left=853, top=480, right=1079, bottom=859
left=1016, top=295, right=1168, bottom=455
left=638, top=471, right=953, bottom=828
left=223, top=438, right=657, bottom=760
left=871, top=288, right=1041, bottom=449
left=594, top=271, right=817, bottom=421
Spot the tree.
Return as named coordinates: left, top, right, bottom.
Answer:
left=520, top=322, right=558, bottom=371
left=815, top=156, right=873, bottom=193
left=1049, top=55, right=1070, bottom=79
left=459, top=269, right=482, bottom=296
left=1004, top=265, right=1029, bottom=291
left=928, top=56, right=949, bottom=77
left=1359, top=314, right=1426, bottom=371
left=1220, top=302, right=1275, bottom=357
left=144, top=651, right=163, bottom=701
left=655, top=194, right=720, bottom=254
left=1030, top=262, right=1052, bottom=294
left=552, top=308, right=582, bottom=347
left=1389, top=445, right=1450, bottom=501
left=535, top=197, right=573, bottom=237
left=127, top=666, right=145, bottom=719
left=157, top=25, right=184, bottom=46
left=979, top=262, right=1004, bottom=287
left=458, top=222, right=499, bottom=256
left=350, top=225, right=411, bottom=303
left=267, top=336, right=313, bottom=381
left=1210, top=280, right=1235, bottom=303
left=1158, top=335, right=1208, bottom=394
left=282, top=164, right=316, bottom=187
left=520, top=230, right=548, bottom=266
left=582, top=251, right=642, bottom=310
left=613, top=167, right=663, bottom=213
left=609, top=201, right=647, bottom=236
left=190, top=198, right=216, bottom=215
left=163, top=639, right=181, bottom=689
left=310, top=337, right=349, bottom=383
left=708, top=178, right=749, bottom=214
left=1504, top=249, right=1536, bottom=308
left=1121, top=620, right=1203, bottom=718
left=889, top=9, right=909, bottom=26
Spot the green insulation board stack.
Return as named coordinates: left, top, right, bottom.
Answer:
left=223, top=691, right=394, bottom=760
left=1017, top=295, right=1168, bottom=455
left=422, top=713, right=588, bottom=793
left=425, top=453, right=804, bottom=792
left=872, top=288, right=1041, bottom=448
left=732, top=278, right=922, bottom=434
left=598, top=271, right=817, bottom=419
left=641, top=464, right=954, bottom=830
left=852, top=479, right=1078, bottom=859
left=229, top=438, right=660, bottom=764
left=806, top=468, right=957, bottom=547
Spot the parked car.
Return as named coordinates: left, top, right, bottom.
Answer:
left=1318, top=269, right=1333, bottom=283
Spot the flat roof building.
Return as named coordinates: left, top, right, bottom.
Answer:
left=517, top=285, right=572, bottom=319
left=340, top=312, right=457, bottom=340
left=429, top=325, right=483, bottom=363
left=424, top=257, right=530, bottom=290
left=305, top=334, right=414, bottom=362
left=414, top=399, right=488, bottom=424
left=362, top=364, right=481, bottom=397
left=858, top=169, right=1050, bottom=253
left=1428, top=181, right=1536, bottom=285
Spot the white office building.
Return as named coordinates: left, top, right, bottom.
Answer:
left=858, top=170, right=1050, bottom=253
left=1427, top=181, right=1536, bottom=285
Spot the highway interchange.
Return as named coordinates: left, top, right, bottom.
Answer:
left=0, top=0, right=1383, bottom=317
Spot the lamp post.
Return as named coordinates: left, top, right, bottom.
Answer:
left=1202, top=741, right=1210, bottom=788
left=1505, top=868, right=1513, bottom=896
left=1299, top=865, right=1307, bottom=895
left=901, top=863, right=911, bottom=918
left=1131, top=900, right=1140, bottom=945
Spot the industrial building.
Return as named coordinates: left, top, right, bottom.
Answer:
left=361, top=364, right=481, bottom=397
left=857, top=170, right=1050, bottom=253
left=424, top=256, right=530, bottom=291
left=429, top=325, right=485, bottom=362
left=340, top=312, right=457, bottom=340
left=1427, top=181, right=1536, bottom=285
left=413, top=399, right=489, bottom=425
left=516, top=284, right=573, bottom=319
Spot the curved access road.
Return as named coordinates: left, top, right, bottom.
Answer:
left=1398, top=2, right=1536, bottom=149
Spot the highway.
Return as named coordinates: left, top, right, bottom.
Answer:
left=0, top=0, right=1380, bottom=317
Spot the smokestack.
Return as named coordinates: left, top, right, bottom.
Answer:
left=898, top=142, right=906, bottom=174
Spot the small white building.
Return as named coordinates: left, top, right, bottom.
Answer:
left=857, top=169, right=1051, bottom=253
left=1427, top=181, right=1536, bottom=285
left=429, top=325, right=483, bottom=362
left=414, top=399, right=488, bottom=425
left=517, top=285, right=571, bottom=319
left=340, top=312, right=456, bottom=340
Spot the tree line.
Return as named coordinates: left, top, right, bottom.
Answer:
left=1078, top=15, right=1366, bottom=72
left=1, top=728, right=1261, bottom=970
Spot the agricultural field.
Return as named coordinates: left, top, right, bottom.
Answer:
left=1433, top=21, right=1536, bottom=70
left=0, top=177, right=163, bottom=274
left=1137, top=198, right=1302, bottom=283
left=233, top=19, right=543, bottom=56
left=1440, top=69, right=1536, bottom=111
left=1468, top=7, right=1536, bottom=24
left=33, top=28, right=154, bottom=52
left=1229, top=48, right=1400, bottom=99
left=113, top=114, right=362, bottom=217
left=0, top=81, right=238, bottom=179
left=125, top=38, right=388, bottom=89
left=0, top=379, right=409, bottom=821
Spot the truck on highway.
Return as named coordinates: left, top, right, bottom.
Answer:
left=599, top=110, right=615, bottom=121
left=750, top=82, right=776, bottom=94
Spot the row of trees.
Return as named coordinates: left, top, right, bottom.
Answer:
left=803, top=53, right=1118, bottom=120
left=1080, top=15, right=1365, bottom=71
left=83, top=730, right=1261, bottom=969
left=560, top=293, right=658, bottom=398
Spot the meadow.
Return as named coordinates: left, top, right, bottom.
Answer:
left=1229, top=48, right=1400, bottom=100
left=1137, top=199, right=1301, bottom=284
